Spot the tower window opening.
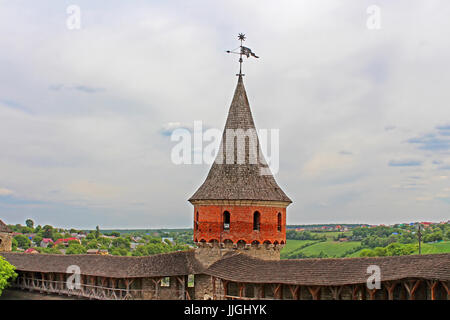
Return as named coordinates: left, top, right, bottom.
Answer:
left=223, top=211, right=230, bottom=230
left=253, top=211, right=260, bottom=231
left=195, top=211, right=199, bottom=231
left=277, top=212, right=282, bottom=232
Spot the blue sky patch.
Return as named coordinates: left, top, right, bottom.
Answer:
left=388, top=160, right=422, bottom=167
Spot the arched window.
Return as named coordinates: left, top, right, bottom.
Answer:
left=237, top=240, right=246, bottom=249
left=253, top=211, right=260, bottom=231
left=277, top=212, right=282, bottom=232
left=223, top=211, right=230, bottom=230
left=263, top=240, right=271, bottom=249
left=195, top=211, right=199, bottom=231
left=251, top=240, right=260, bottom=247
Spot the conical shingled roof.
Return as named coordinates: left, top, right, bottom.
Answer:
left=0, top=219, right=12, bottom=233
left=189, top=76, right=291, bottom=204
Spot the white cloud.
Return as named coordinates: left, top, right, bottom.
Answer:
left=301, top=152, right=355, bottom=177
left=0, top=188, right=14, bottom=196
left=0, top=1, right=450, bottom=228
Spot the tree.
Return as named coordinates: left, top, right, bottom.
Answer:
left=105, top=231, right=121, bottom=238
left=0, top=257, right=17, bottom=296
left=25, top=219, right=34, bottom=229
left=112, top=237, right=130, bottom=249
left=33, top=235, right=43, bottom=247
left=132, top=245, right=148, bottom=256
left=146, top=243, right=168, bottom=255
left=68, top=240, right=80, bottom=246
left=52, top=232, right=63, bottom=242
left=14, top=234, right=31, bottom=249
left=86, top=232, right=96, bottom=240
left=110, top=247, right=128, bottom=256
left=97, top=237, right=112, bottom=248
left=95, top=226, right=101, bottom=238
left=11, top=238, right=18, bottom=251
left=86, top=240, right=99, bottom=249
left=55, top=243, right=66, bottom=250
left=66, top=243, right=87, bottom=255
left=148, top=238, right=162, bottom=244
left=359, top=249, right=375, bottom=257
left=38, top=247, right=62, bottom=254
left=373, top=247, right=387, bottom=257
left=42, top=225, right=53, bottom=239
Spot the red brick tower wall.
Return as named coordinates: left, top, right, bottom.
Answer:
left=193, top=204, right=286, bottom=245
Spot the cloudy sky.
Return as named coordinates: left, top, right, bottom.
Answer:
left=0, top=0, right=449, bottom=229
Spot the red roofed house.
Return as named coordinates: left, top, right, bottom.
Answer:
left=40, top=238, right=54, bottom=248
left=24, top=248, right=39, bottom=254
left=55, top=237, right=81, bottom=246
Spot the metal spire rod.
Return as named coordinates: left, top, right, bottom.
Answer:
left=226, top=33, right=259, bottom=77
left=238, top=33, right=244, bottom=76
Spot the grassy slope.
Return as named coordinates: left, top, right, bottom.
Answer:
left=414, top=241, right=450, bottom=254
left=281, top=240, right=317, bottom=256
left=281, top=239, right=362, bottom=258
left=298, top=241, right=361, bottom=257
left=321, top=231, right=352, bottom=240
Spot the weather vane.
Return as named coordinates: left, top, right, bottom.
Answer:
left=226, top=33, right=259, bottom=76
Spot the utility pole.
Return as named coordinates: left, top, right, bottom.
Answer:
left=417, top=223, right=422, bottom=255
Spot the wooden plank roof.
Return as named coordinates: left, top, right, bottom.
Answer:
left=3, top=250, right=448, bottom=285
left=0, top=250, right=205, bottom=278
left=189, top=75, right=291, bottom=203
left=204, top=252, right=450, bottom=286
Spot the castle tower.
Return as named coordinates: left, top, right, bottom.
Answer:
left=189, top=75, right=292, bottom=262
left=0, top=219, right=13, bottom=252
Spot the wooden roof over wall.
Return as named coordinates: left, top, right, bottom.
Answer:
left=205, top=252, right=450, bottom=286
left=2, top=250, right=448, bottom=284
left=0, top=250, right=205, bottom=278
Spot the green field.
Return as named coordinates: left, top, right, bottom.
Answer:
left=298, top=241, right=361, bottom=257
left=319, top=231, right=352, bottom=240
left=281, top=240, right=318, bottom=256
left=281, top=239, right=361, bottom=258
left=414, top=241, right=450, bottom=254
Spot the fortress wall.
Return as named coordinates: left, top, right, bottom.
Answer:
left=0, top=232, right=12, bottom=252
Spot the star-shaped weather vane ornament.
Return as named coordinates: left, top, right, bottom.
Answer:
left=226, top=33, right=259, bottom=76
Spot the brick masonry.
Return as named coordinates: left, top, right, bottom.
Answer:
left=0, top=232, right=12, bottom=252
left=193, top=204, right=286, bottom=245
